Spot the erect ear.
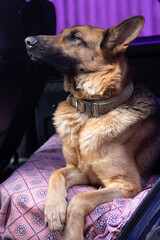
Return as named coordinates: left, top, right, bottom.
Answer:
left=101, top=16, right=145, bottom=54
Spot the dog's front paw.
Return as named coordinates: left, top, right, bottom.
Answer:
left=45, top=195, right=68, bottom=231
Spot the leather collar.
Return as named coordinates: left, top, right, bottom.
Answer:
left=66, top=83, right=134, bottom=117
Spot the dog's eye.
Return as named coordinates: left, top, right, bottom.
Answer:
left=67, top=32, right=87, bottom=47
left=68, top=33, right=81, bottom=41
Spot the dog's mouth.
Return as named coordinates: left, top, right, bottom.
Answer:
left=27, top=52, right=37, bottom=62
left=26, top=48, right=67, bottom=72
left=27, top=51, right=76, bottom=73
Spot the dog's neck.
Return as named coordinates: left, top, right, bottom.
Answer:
left=66, top=82, right=134, bottom=117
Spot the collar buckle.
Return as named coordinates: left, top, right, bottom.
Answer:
left=86, top=101, right=99, bottom=117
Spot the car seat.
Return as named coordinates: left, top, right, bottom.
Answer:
left=0, top=0, right=56, bottom=177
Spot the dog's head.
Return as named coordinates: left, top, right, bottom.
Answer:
left=25, top=16, right=144, bottom=100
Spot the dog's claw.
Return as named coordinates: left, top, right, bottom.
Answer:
left=59, top=212, right=66, bottom=226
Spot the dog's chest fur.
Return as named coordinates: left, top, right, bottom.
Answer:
left=54, top=87, right=159, bottom=184
left=54, top=102, right=116, bottom=184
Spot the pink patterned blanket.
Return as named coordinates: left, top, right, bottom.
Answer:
left=0, top=134, right=159, bottom=240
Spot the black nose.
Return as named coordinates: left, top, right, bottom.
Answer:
left=25, top=37, right=38, bottom=48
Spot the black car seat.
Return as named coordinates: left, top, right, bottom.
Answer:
left=0, top=0, right=56, bottom=173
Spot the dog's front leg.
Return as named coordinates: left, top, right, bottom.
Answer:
left=63, top=180, right=140, bottom=240
left=45, top=164, right=89, bottom=231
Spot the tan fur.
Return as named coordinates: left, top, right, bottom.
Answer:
left=26, top=16, right=160, bottom=239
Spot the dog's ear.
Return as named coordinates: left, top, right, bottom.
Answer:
left=101, top=16, right=145, bottom=54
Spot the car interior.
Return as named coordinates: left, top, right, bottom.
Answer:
left=0, top=0, right=160, bottom=239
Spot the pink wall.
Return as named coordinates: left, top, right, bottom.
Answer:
left=50, top=0, right=160, bottom=37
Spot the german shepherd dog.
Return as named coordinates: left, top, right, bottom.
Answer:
left=25, top=16, right=160, bottom=239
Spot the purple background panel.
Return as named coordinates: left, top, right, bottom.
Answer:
left=50, top=0, right=160, bottom=36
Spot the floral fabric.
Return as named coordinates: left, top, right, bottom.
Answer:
left=0, top=134, right=159, bottom=240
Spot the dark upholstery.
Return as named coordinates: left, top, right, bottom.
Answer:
left=0, top=0, right=56, bottom=169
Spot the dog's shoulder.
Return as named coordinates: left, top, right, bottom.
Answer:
left=121, top=85, right=159, bottom=118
